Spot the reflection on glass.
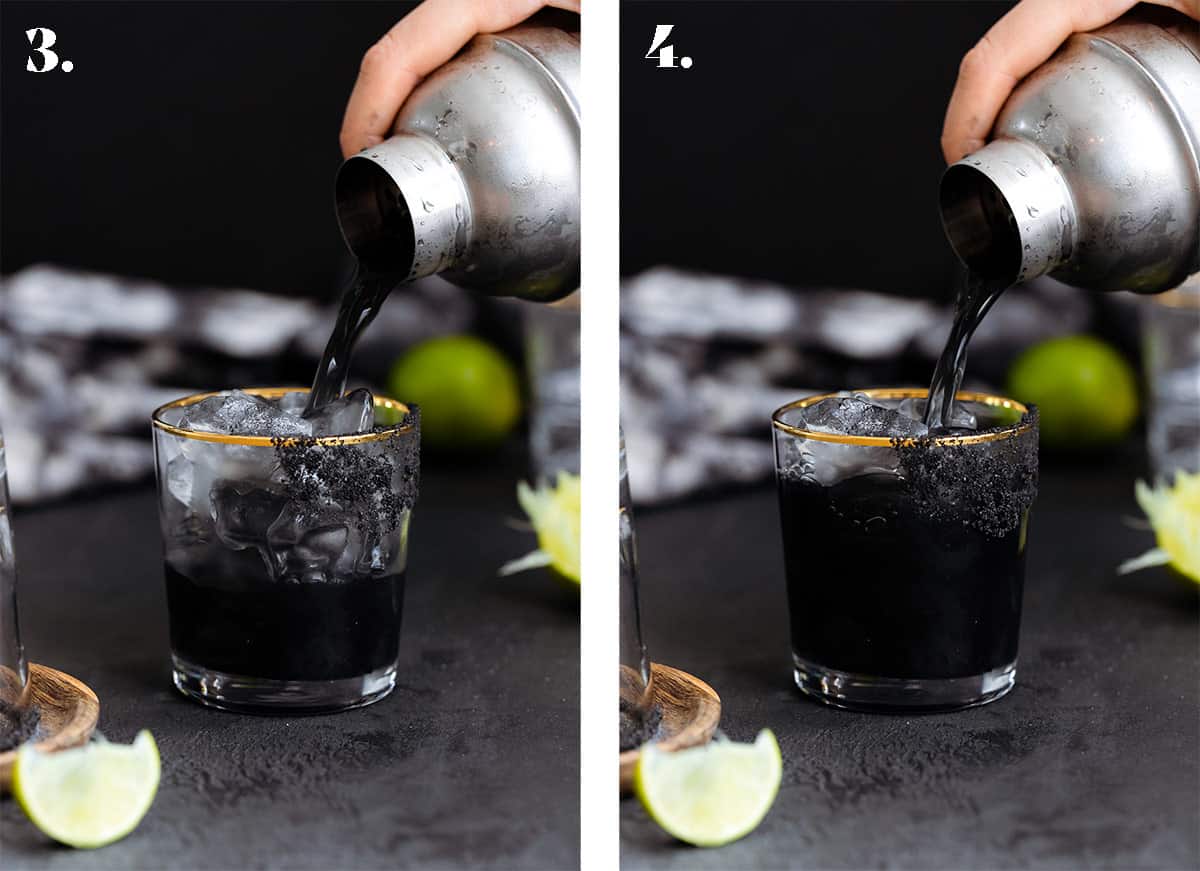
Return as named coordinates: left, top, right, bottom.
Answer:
left=0, top=426, right=36, bottom=750
left=620, top=431, right=658, bottom=750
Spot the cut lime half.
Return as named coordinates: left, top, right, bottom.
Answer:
left=14, top=730, right=160, bottom=849
left=1119, top=470, right=1200, bottom=582
left=500, top=472, right=580, bottom=585
left=635, top=729, right=782, bottom=848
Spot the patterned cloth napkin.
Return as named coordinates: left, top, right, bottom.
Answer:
left=0, top=264, right=471, bottom=504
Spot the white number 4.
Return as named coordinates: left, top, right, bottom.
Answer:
left=645, top=25, right=692, bottom=69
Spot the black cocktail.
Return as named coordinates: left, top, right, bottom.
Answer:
left=772, top=389, right=1037, bottom=711
left=164, top=566, right=405, bottom=683
left=152, top=388, right=419, bottom=713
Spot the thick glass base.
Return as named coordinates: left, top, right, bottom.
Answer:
left=792, top=653, right=1016, bottom=713
left=171, top=654, right=396, bottom=715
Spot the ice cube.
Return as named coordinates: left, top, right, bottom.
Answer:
left=304, top=388, right=375, bottom=437
left=802, top=395, right=928, bottom=439
left=162, top=432, right=222, bottom=534
left=267, top=507, right=351, bottom=583
left=180, top=390, right=311, bottom=438
left=897, top=397, right=977, bottom=431
left=276, top=391, right=310, bottom=417
left=796, top=439, right=901, bottom=486
left=166, top=453, right=204, bottom=508
left=178, top=434, right=282, bottom=495
left=211, top=480, right=289, bottom=574
left=344, top=514, right=407, bottom=577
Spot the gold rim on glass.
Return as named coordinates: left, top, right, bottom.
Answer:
left=771, top=388, right=1033, bottom=447
left=151, top=387, right=414, bottom=447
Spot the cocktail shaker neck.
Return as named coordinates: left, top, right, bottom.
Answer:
left=940, top=9, right=1200, bottom=293
left=335, top=25, right=580, bottom=303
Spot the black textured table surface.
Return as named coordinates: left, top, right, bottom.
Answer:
left=2, top=454, right=580, bottom=870
left=621, top=456, right=1199, bottom=870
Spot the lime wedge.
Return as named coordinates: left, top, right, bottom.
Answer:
left=14, top=731, right=160, bottom=849
left=1120, top=470, right=1200, bottom=582
left=635, top=729, right=782, bottom=847
left=500, top=472, right=580, bottom=585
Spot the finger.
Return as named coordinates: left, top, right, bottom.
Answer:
left=341, top=0, right=477, bottom=158
left=940, top=0, right=1151, bottom=164
left=474, top=0, right=581, bottom=31
left=340, top=0, right=581, bottom=158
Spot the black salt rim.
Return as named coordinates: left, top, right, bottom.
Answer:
left=270, top=405, right=421, bottom=539
left=895, top=405, right=1039, bottom=539
left=0, top=699, right=40, bottom=752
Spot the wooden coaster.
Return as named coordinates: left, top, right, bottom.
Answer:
left=619, top=662, right=721, bottom=794
left=0, top=663, right=100, bottom=793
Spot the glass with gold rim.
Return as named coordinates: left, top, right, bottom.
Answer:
left=772, top=388, right=1038, bottom=712
left=151, top=387, right=420, bottom=714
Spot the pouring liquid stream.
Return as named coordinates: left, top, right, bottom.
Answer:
left=304, top=261, right=405, bottom=415
left=924, top=268, right=1011, bottom=430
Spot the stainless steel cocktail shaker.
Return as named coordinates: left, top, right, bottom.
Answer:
left=940, top=9, right=1200, bottom=293
left=335, top=26, right=580, bottom=303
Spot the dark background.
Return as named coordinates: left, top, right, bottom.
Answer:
left=620, top=0, right=1018, bottom=301
left=1, top=1, right=421, bottom=302
left=3, top=1, right=1020, bottom=303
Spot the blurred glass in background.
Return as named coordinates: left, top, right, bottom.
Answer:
left=0, top=423, right=33, bottom=746
left=620, top=432, right=657, bottom=750
left=525, top=296, right=581, bottom=480
left=1142, top=275, right=1200, bottom=478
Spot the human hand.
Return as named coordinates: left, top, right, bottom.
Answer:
left=340, top=0, right=581, bottom=158
left=941, top=0, right=1200, bottom=163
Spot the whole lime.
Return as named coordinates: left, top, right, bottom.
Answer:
left=1005, top=335, right=1139, bottom=449
left=387, top=335, right=522, bottom=450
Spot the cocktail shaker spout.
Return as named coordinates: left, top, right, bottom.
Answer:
left=335, top=25, right=580, bottom=303
left=940, top=8, right=1200, bottom=293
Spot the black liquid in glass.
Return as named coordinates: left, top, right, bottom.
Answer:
left=166, top=565, right=405, bottom=681
left=778, top=472, right=1026, bottom=679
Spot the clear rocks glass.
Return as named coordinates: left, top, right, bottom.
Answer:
left=772, top=388, right=1038, bottom=712
left=151, top=388, right=419, bottom=714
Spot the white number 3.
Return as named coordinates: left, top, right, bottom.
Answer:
left=26, top=28, right=61, bottom=72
